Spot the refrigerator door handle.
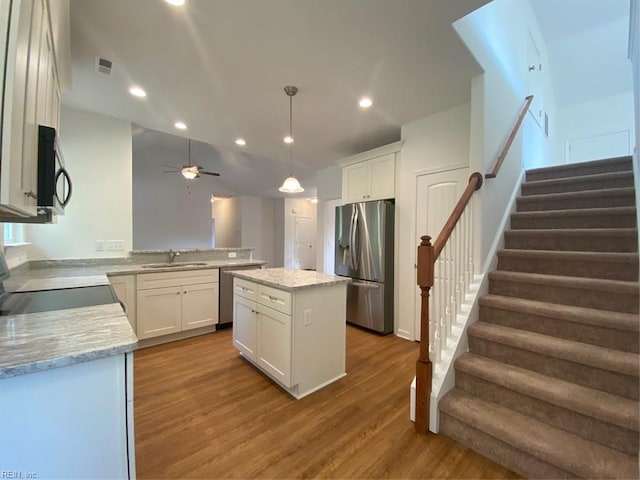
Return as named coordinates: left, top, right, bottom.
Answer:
left=350, top=207, right=359, bottom=271
left=351, top=281, right=380, bottom=289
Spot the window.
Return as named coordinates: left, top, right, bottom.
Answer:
left=2, top=223, right=25, bottom=246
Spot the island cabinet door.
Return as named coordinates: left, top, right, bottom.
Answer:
left=137, top=286, right=182, bottom=339
left=233, top=295, right=257, bottom=361
left=181, top=282, right=219, bottom=331
left=256, top=304, right=292, bottom=387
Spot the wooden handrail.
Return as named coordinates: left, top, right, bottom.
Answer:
left=485, top=95, right=534, bottom=179
left=433, top=173, right=483, bottom=260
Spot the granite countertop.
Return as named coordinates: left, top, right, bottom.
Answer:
left=1, top=257, right=266, bottom=378
left=229, top=267, right=350, bottom=291
left=0, top=303, right=137, bottom=379
left=5, top=259, right=267, bottom=291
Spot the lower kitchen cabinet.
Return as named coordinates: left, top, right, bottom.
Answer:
left=232, top=276, right=347, bottom=399
left=232, top=295, right=257, bottom=360
left=136, top=269, right=219, bottom=340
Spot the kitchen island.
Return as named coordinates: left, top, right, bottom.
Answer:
left=229, top=268, right=350, bottom=399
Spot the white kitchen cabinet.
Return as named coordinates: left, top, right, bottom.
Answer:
left=136, top=269, right=219, bottom=340
left=232, top=276, right=347, bottom=399
left=0, top=0, right=67, bottom=217
left=338, top=141, right=401, bottom=205
left=257, top=303, right=292, bottom=386
left=109, top=274, right=137, bottom=332
left=232, top=295, right=257, bottom=360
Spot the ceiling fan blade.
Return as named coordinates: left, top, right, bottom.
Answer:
left=199, top=171, right=220, bottom=176
left=160, top=164, right=180, bottom=169
left=162, top=170, right=180, bottom=173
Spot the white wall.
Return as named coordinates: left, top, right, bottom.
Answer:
left=629, top=0, right=640, bottom=243
left=557, top=92, right=635, bottom=162
left=132, top=131, right=214, bottom=250
left=273, top=198, right=285, bottom=267
left=548, top=14, right=634, bottom=163
left=283, top=198, right=316, bottom=269
left=212, top=197, right=241, bottom=248
left=396, top=103, right=472, bottom=340
left=25, top=107, right=132, bottom=260
left=453, top=0, right=557, bottom=267
left=314, top=164, right=342, bottom=273
left=240, top=196, right=276, bottom=267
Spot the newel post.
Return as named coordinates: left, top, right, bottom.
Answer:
left=415, top=235, right=434, bottom=434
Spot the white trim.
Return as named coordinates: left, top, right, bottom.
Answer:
left=413, top=163, right=469, bottom=177
left=629, top=0, right=638, bottom=60
left=337, top=141, right=403, bottom=167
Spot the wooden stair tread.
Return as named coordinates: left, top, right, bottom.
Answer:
left=497, top=248, right=639, bottom=263
left=504, top=228, right=638, bottom=237
left=440, top=390, right=639, bottom=479
left=480, top=293, right=639, bottom=332
left=522, top=170, right=633, bottom=188
left=468, top=322, right=639, bottom=377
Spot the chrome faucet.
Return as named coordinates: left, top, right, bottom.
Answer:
left=168, top=249, right=181, bottom=263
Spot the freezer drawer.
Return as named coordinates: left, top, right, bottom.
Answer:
left=346, top=279, right=393, bottom=334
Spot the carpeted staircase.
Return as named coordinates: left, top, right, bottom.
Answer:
left=439, top=156, right=640, bottom=479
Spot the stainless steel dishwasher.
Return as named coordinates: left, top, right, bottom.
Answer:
left=218, top=264, right=261, bottom=328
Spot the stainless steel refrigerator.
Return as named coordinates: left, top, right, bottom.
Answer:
left=334, top=200, right=394, bottom=334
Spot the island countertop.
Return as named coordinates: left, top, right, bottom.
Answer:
left=228, top=267, right=349, bottom=291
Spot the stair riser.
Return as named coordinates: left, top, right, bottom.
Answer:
left=504, top=234, right=638, bottom=252
left=521, top=176, right=634, bottom=196
left=489, top=278, right=639, bottom=314
left=510, top=213, right=637, bottom=229
left=439, top=413, right=575, bottom=479
left=526, top=160, right=633, bottom=182
left=497, top=255, right=639, bottom=281
left=468, top=336, right=639, bottom=400
left=517, top=194, right=636, bottom=212
left=455, top=371, right=639, bottom=455
left=479, top=306, right=639, bottom=353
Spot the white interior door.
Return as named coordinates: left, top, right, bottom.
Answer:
left=294, top=216, right=315, bottom=270
left=323, top=199, right=341, bottom=274
left=414, top=167, right=468, bottom=340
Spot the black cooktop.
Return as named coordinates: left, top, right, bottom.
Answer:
left=0, top=285, right=118, bottom=316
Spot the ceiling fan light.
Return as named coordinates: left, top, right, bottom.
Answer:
left=181, top=166, right=199, bottom=179
left=278, top=176, right=304, bottom=193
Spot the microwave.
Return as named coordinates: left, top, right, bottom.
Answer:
left=37, top=125, right=72, bottom=215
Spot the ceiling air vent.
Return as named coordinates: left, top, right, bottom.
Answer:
left=95, top=57, right=114, bottom=75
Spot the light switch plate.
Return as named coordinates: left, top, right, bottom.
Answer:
left=228, top=252, right=237, bottom=258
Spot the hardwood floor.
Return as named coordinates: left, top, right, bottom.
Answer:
left=134, top=326, right=519, bottom=479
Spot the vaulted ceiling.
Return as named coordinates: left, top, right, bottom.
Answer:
left=64, top=0, right=489, bottom=197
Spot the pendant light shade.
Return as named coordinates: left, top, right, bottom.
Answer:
left=279, top=85, right=304, bottom=194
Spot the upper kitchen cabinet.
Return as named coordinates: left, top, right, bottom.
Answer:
left=0, top=0, right=70, bottom=217
left=338, top=141, right=401, bottom=205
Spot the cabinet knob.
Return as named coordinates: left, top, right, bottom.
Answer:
left=176, top=292, right=180, bottom=295
left=24, top=191, right=37, bottom=199
left=183, top=291, right=187, bottom=294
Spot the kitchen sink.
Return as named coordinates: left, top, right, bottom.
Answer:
left=142, top=262, right=208, bottom=269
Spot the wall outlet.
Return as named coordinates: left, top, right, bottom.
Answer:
left=304, top=309, right=312, bottom=326
left=106, top=240, right=125, bottom=251
left=228, top=252, right=237, bottom=258
left=95, top=240, right=105, bottom=252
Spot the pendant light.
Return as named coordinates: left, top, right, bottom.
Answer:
left=279, top=85, right=304, bottom=193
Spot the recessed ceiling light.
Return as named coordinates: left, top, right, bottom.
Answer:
left=359, top=97, right=373, bottom=108
left=174, top=121, right=187, bottom=130
left=165, top=0, right=185, bottom=5
left=284, top=135, right=294, bottom=144
left=235, top=138, right=246, bottom=146
left=129, top=86, right=146, bottom=98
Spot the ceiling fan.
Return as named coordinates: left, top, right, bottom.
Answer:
left=162, top=138, right=220, bottom=180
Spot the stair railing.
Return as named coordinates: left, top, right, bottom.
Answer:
left=414, top=95, right=533, bottom=434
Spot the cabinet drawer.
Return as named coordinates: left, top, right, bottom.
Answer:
left=234, top=278, right=258, bottom=301
left=137, top=268, right=219, bottom=290
left=258, top=284, right=292, bottom=315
